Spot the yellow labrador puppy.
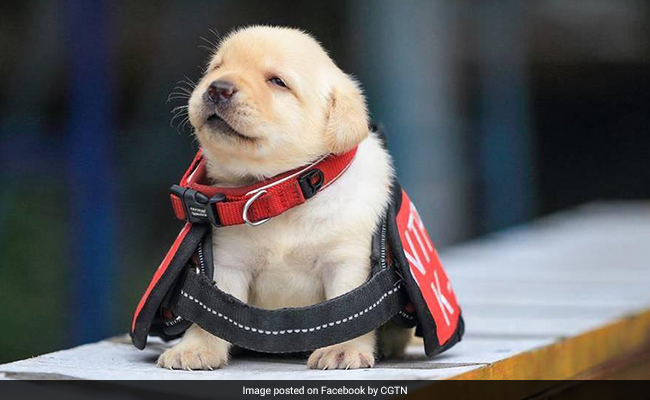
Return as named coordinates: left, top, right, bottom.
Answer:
left=157, top=26, right=411, bottom=370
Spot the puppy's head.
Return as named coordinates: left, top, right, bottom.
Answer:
left=187, top=26, right=368, bottom=179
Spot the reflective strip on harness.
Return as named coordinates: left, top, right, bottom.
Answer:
left=173, top=265, right=407, bottom=353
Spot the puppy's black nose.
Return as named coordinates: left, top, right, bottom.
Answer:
left=206, top=80, right=237, bottom=103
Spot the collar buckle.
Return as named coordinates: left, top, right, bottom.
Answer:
left=170, top=185, right=225, bottom=227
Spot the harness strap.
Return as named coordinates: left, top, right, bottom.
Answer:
left=173, top=266, right=406, bottom=353
left=131, top=223, right=209, bottom=349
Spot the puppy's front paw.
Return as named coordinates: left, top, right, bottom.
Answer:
left=157, top=342, right=228, bottom=371
left=308, top=344, right=375, bottom=370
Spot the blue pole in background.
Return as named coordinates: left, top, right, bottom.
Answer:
left=347, top=0, right=471, bottom=245
left=65, top=0, right=116, bottom=344
left=476, top=0, right=536, bottom=231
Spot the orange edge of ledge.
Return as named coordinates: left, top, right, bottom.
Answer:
left=447, top=308, right=650, bottom=380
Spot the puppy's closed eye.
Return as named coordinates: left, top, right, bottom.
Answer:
left=268, top=76, right=288, bottom=89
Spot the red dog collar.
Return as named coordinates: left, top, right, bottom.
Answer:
left=170, top=147, right=357, bottom=227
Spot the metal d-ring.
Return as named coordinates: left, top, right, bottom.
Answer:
left=243, top=190, right=269, bottom=227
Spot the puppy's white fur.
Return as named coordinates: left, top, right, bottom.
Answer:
left=157, top=26, right=411, bottom=371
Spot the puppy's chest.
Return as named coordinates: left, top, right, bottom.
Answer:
left=219, top=229, right=326, bottom=308
left=214, top=203, right=337, bottom=270
left=245, top=236, right=322, bottom=272
left=251, top=249, right=325, bottom=308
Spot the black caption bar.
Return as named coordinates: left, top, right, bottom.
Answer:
left=2, top=380, right=650, bottom=400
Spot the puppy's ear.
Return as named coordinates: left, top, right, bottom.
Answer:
left=325, top=74, right=369, bottom=154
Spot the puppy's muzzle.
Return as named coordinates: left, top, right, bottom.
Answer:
left=205, top=79, right=237, bottom=104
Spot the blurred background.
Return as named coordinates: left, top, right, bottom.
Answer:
left=0, top=0, right=649, bottom=363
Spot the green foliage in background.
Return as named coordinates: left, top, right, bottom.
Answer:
left=0, top=184, right=69, bottom=363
